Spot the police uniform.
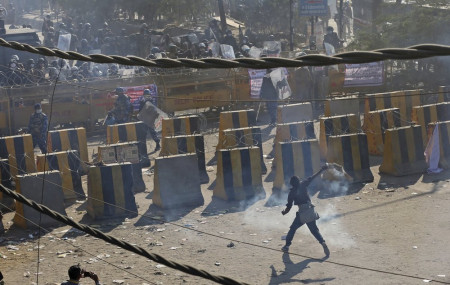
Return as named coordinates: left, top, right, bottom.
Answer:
left=28, top=108, right=48, bottom=153
left=113, top=94, right=131, bottom=124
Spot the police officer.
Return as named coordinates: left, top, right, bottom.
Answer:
left=138, top=89, right=160, bottom=151
left=28, top=103, right=48, bottom=153
left=112, top=87, right=131, bottom=124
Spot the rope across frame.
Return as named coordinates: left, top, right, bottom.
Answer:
left=0, top=39, right=449, bottom=69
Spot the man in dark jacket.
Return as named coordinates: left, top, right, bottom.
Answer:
left=28, top=103, right=48, bottom=153
left=260, top=69, right=278, bottom=126
left=61, top=264, right=100, bottom=285
left=281, top=165, right=330, bottom=256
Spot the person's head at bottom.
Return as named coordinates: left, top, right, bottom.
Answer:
left=64, top=264, right=100, bottom=285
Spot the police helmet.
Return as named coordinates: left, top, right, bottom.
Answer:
left=11, top=55, right=19, bottom=61
left=151, top=47, right=160, bottom=54
left=115, top=87, right=125, bottom=94
left=34, top=103, right=41, bottom=110
left=143, top=89, right=151, bottom=95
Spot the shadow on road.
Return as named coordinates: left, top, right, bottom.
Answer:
left=269, top=253, right=334, bottom=284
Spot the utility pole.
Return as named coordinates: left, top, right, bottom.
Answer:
left=218, top=0, right=227, bottom=33
left=338, top=0, right=344, bottom=38
left=289, top=0, right=294, bottom=51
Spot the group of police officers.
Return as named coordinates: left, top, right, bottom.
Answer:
left=28, top=87, right=161, bottom=154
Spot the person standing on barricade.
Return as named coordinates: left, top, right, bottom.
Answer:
left=28, top=103, right=48, bottom=154
left=281, top=165, right=330, bottom=257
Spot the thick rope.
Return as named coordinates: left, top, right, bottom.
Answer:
left=0, top=184, right=249, bottom=285
left=0, top=39, right=449, bottom=69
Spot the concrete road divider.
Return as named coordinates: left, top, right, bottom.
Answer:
left=98, top=142, right=145, bottom=193
left=365, top=90, right=423, bottom=121
left=427, top=121, right=450, bottom=169
left=87, top=163, right=137, bottom=219
left=160, top=134, right=209, bottom=184
left=277, top=103, right=313, bottom=124
left=218, top=109, right=256, bottom=151
left=219, top=109, right=256, bottom=132
left=36, top=150, right=84, bottom=200
left=14, top=171, right=66, bottom=229
left=47, top=128, right=89, bottom=163
left=153, top=153, right=204, bottom=209
left=106, top=121, right=150, bottom=167
left=412, top=102, right=450, bottom=146
left=319, top=114, right=361, bottom=159
left=326, top=133, right=374, bottom=183
left=379, top=125, right=427, bottom=176
left=364, top=108, right=403, bottom=155
left=324, top=96, right=360, bottom=117
left=219, top=127, right=267, bottom=174
left=161, top=115, right=200, bottom=138
left=0, top=134, right=36, bottom=177
left=214, top=147, right=264, bottom=201
left=273, top=139, right=321, bottom=190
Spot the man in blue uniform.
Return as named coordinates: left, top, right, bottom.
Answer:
left=28, top=103, right=48, bottom=153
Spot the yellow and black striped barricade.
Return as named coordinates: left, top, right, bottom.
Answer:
left=438, top=86, right=450, bottom=103
left=161, top=115, right=200, bottom=138
left=0, top=159, right=14, bottom=211
left=218, top=109, right=256, bottom=133
left=273, top=139, right=321, bottom=190
left=219, top=127, right=267, bottom=174
left=326, top=133, right=374, bottom=183
left=14, top=171, right=66, bottom=229
left=97, top=142, right=145, bottom=193
left=412, top=102, right=450, bottom=146
left=160, top=134, right=208, bottom=184
left=427, top=121, right=450, bottom=169
left=277, top=103, right=313, bottom=124
left=274, top=121, right=316, bottom=144
left=273, top=121, right=316, bottom=168
left=87, top=163, right=137, bottom=219
left=364, top=108, right=403, bottom=156
left=379, top=125, right=427, bottom=176
left=153, top=153, right=204, bottom=209
left=364, top=90, right=422, bottom=121
left=319, top=114, right=360, bottom=159
left=214, top=147, right=265, bottom=201
left=106, top=121, right=150, bottom=167
left=324, top=96, right=360, bottom=117
left=0, top=134, right=36, bottom=177
left=47, top=128, right=88, bottom=163
left=217, top=109, right=256, bottom=150
left=36, top=150, right=84, bottom=200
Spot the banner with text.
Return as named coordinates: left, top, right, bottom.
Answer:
left=343, top=62, right=384, bottom=87
left=299, top=0, right=328, bottom=16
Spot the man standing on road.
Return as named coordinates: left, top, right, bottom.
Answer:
left=260, top=69, right=278, bottom=126
left=61, top=264, right=101, bottom=285
left=281, top=166, right=330, bottom=257
left=28, top=103, right=48, bottom=154
left=138, top=89, right=161, bottom=151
